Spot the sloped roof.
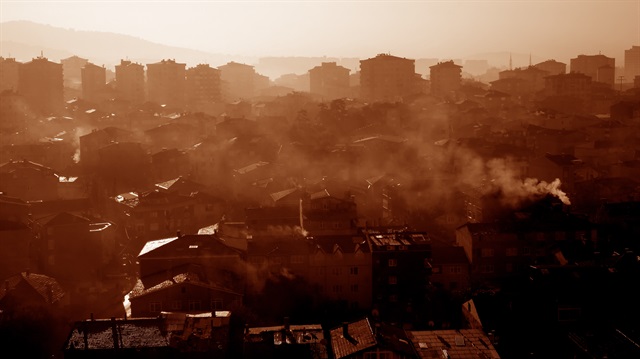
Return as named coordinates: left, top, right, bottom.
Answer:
left=64, top=318, right=169, bottom=350
left=0, top=272, right=65, bottom=304
left=409, top=329, right=500, bottom=359
left=129, top=272, right=243, bottom=300
left=330, top=318, right=376, bottom=359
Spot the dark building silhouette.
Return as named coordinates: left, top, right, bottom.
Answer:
left=17, top=56, right=63, bottom=115
left=60, top=55, right=88, bottom=89
left=146, top=59, right=186, bottom=108
left=625, top=45, right=640, bottom=83
left=185, top=63, right=222, bottom=112
left=359, top=54, right=416, bottom=102
left=0, top=56, right=20, bottom=92
left=534, top=59, right=567, bottom=76
left=115, top=59, right=145, bottom=104
left=218, top=61, right=257, bottom=102
left=570, top=54, right=615, bottom=87
left=80, top=62, right=106, bottom=103
left=429, top=60, right=463, bottom=98
left=308, top=61, right=351, bottom=101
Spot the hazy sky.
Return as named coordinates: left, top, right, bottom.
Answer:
left=1, top=0, right=638, bottom=62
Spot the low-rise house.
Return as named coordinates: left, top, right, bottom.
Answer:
left=243, top=318, right=328, bottom=359
left=137, top=233, right=246, bottom=292
left=408, top=329, right=500, bottom=359
left=329, top=318, right=417, bottom=359
left=128, top=272, right=242, bottom=317
left=0, top=271, right=68, bottom=310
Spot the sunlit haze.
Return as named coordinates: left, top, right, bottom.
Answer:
left=2, top=0, right=638, bottom=63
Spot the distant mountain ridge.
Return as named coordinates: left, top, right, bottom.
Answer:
left=0, top=20, right=252, bottom=69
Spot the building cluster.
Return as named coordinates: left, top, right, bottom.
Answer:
left=1, top=45, right=640, bottom=359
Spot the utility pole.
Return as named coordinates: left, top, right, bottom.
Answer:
left=618, top=76, right=625, bottom=93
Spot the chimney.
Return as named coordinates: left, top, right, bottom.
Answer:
left=342, top=322, right=349, bottom=337
left=90, top=312, right=94, bottom=321
left=176, top=230, right=181, bottom=237
left=284, top=317, right=290, bottom=331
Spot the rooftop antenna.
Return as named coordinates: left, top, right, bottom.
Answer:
left=509, top=53, right=512, bottom=70
left=529, top=53, right=532, bottom=67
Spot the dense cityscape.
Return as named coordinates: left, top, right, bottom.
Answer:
left=1, top=19, right=640, bottom=359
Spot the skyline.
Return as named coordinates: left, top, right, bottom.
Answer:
left=1, top=0, right=639, bottom=64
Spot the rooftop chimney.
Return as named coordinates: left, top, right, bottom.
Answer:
left=284, top=317, right=290, bottom=331
left=342, top=322, right=349, bottom=337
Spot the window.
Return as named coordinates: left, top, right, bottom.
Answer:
left=449, top=266, right=461, bottom=274
left=188, top=300, right=201, bottom=311
left=350, top=267, right=359, bottom=275
left=211, top=299, right=223, bottom=310
left=150, top=211, right=158, bottom=218
left=271, top=256, right=282, bottom=265
left=333, top=285, right=343, bottom=293
left=399, top=245, right=408, bottom=251
left=150, top=222, right=159, bottom=231
left=481, top=248, right=494, bottom=257
left=481, top=264, right=494, bottom=273
left=149, top=302, right=161, bottom=312
left=332, top=267, right=343, bottom=275
left=522, top=247, right=531, bottom=255
left=171, top=300, right=181, bottom=310
left=506, top=248, right=518, bottom=257
left=333, top=221, right=341, bottom=229
left=291, top=255, right=305, bottom=264
left=388, top=258, right=397, bottom=267
left=351, top=284, right=359, bottom=292
left=388, top=276, right=397, bottom=285
left=506, top=263, right=514, bottom=272
left=432, top=265, right=442, bottom=274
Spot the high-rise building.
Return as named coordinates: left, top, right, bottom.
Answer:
left=146, top=59, right=186, bottom=108
left=534, top=59, right=567, bottom=76
left=570, top=54, right=615, bottom=87
left=624, top=46, right=640, bottom=84
left=429, top=60, right=463, bottom=98
left=0, top=57, right=20, bottom=92
left=60, top=55, right=88, bottom=89
left=185, top=64, right=221, bottom=112
left=115, top=59, right=145, bottom=104
left=308, top=62, right=351, bottom=101
left=359, top=54, right=416, bottom=102
left=81, top=62, right=106, bottom=103
left=18, top=56, right=63, bottom=115
left=218, top=61, right=257, bottom=102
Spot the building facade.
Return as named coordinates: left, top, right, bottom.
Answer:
left=17, top=56, right=64, bottom=115
left=429, top=60, right=463, bottom=98
left=186, top=63, right=222, bottom=112
left=146, top=59, right=186, bottom=108
left=80, top=62, right=106, bottom=103
left=359, top=54, right=417, bottom=102
left=308, top=62, right=351, bottom=101
left=115, top=59, right=145, bottom=104
left=570, top=54, right=615, bottom=87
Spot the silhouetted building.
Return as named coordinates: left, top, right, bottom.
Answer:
left=309, top=62, right=351, bottom=101
left=219, top=61, right=257, bottom=102
left=570, top=54, right=615, bottom=87
left=360, top=54, right=416, bottom=102
left=17, top=56, right=63, bottom=115
left=430, top=60, right=462, bottom=98
left=186, top=63, right=222, bottom=112
left=543, top=72, right=592, bottom=99
left=80, top=62, right=106, bottom=103
left=0, top=57, right=20, bottom=92
left=625, top=45, right=640, bottom=84
left=534, top=59, right=567, bottom=76
left=363, top=228, right=432, bottom=327
left=146, top=59, right=186, bottom=108
left=243, top=320, right=328, bottom=359
left=115, top=59, right=145, bottom=104
left=60, top=55, right=88, bottom=89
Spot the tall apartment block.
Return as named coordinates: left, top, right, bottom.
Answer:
left=0, top=57, right=20, bottom=92
left=309, top=62, right=351, bottom=101
left=625, top=46, right=640, bottom=85
left=359, top=54, right=416, bottom=102
left=18, top=56, right=64, bottom=115
left=146, top=59, right=186, bottom=109
left=81, top=62, right=106, bottom=103
left=115, top=60, right=145, bottom=104
left=570, top=54, right=615, bottom=87
left=186, top=64, right=222, bottom=111
left=218, top=61, right=257, bottom=102
left=429, top=60, right=463, bottom=98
